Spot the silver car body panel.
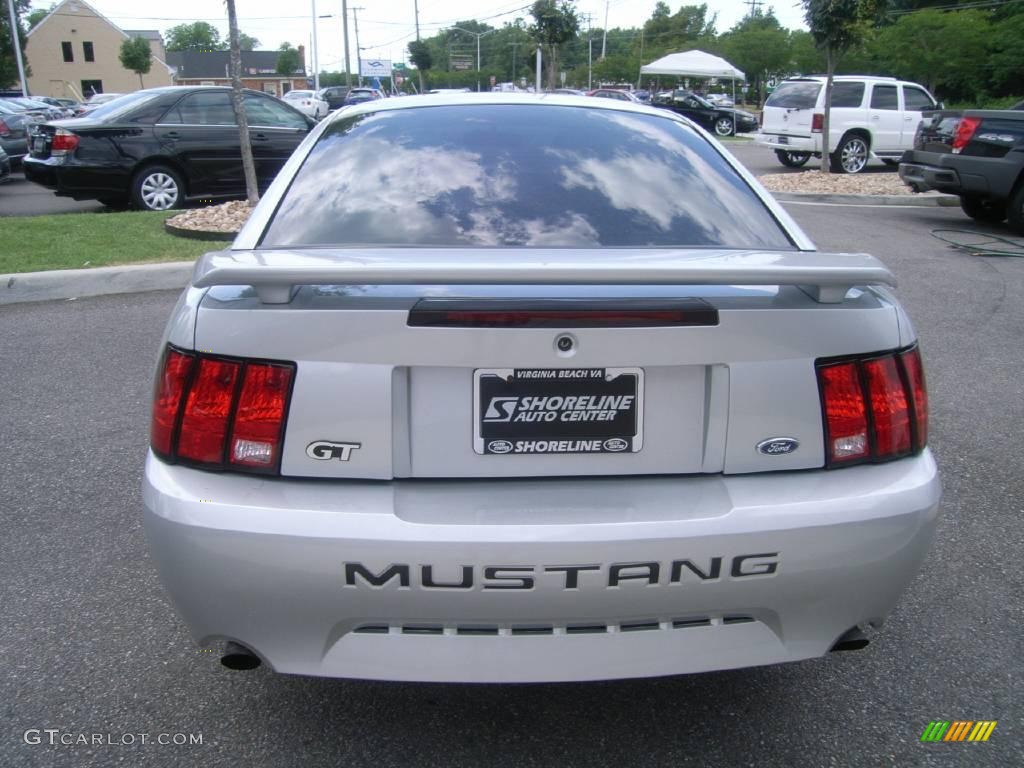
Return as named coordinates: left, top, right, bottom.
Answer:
left=144, top=94, right=941, bottom=682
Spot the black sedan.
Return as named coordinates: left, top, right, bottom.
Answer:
left=23, top=87, right=314, bottom=211
left=654, top=92, right=758, bottom=137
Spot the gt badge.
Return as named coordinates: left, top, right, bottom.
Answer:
left=306, top=441, right=361, bottom=461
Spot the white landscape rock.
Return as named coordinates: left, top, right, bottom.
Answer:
left=166, top=201, right=254, bottom=234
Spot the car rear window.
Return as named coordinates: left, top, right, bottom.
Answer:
left=765, top=81, right=822, bottom=109
left=830, top=82, right=865, bottom=108
left=260, top=104, right=793, bottom=249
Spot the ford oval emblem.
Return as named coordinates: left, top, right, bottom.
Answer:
left=757, top=437, right=799, bottom=456
left=603, top=438, right=629, bottom=452
left=488, top=440, right=513, bottom=454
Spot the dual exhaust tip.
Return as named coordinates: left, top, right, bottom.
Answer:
left=220, top=641, right=261, bottom=671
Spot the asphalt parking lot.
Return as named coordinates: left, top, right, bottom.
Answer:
left=1, top=177, right=1021, bottom=765
left=0, top=169, right=105, bottom=217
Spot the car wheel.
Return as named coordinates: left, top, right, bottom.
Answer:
left=714, top=117, right=735, bottom=137
left=132, top=165, right=183, bottom=211
left=775, top=150, right=811, bottom=168
left=1005, top=185, right=1024, bottom=235
left=960, top=194, right=1007, bottom=224
left=830, top=134, right=869, bottom=174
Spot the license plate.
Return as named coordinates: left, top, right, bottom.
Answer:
left=32, top=137, right=46, bottom=153
left=474, top=368, right=643, bottom=455
left=777, top=135, right=789, bottom=145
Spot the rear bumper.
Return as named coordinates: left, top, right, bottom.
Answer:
left=899, top=150, right=1016, bottom=199
left=22, top=155, right=131, bottom=198
left=142, top=450, right=941, bottom=682
left=754, top=132, right=817, bottom=153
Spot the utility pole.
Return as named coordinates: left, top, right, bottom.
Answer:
left=535, top=45, right=541, bottom=93
left=5, top=0, right=28, bottom=96
left=311, top=0, right=320, bottom=91
left=744, top=0, right=764, bottom=17
left=600, top=0, right=608, bottom=59
left=414, top=0, right=420, bottom=40
left=351, top=6, right=364, bottom=86
left=509, top=41, right=520, bottom=87
left=580, top=13, right=592, bottom=91
left=342, top=0, right=352, bottom=87
left=413, top=0, right=423, bottom=93
left=636, top=28, right=644, bottom=89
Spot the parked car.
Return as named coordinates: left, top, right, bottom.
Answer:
left=899, top=107, right=1024, bottom=232
left=345, top=88, right=385, bottom=105
left=552, top=88, right=586, bottom=96
left=587, top=88, right=641, bottom=102
left=655, top=91, right=759, bottom=136
left=282, top=89, right=329, bottom=120
left=23, top=86, right=314, bottom=211
left=77, top=92, right=125, bottom=117
left=755, top=75, right=938, bottom=173
left=317, top=86, right=351, bottom=111
left=0, top=100, right=34, bottom=162
left=1, top=96, right=64, bottom=121
left=704, top=93, right=735, bottom=107
left=0, top=145, right=10, bottom=183
left=32, top=96, right=81, bottom=117
left=633, top=89, right=652, bottom=103
left=143, top=93, right=939, bottom=683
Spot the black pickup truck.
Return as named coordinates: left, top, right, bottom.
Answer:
left=899, top=104, right=1024, bottom=233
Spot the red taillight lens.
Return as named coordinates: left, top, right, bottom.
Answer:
left=864, top=356, right=912, bottom=456
left=150, top=349, right=194, bottom=456
left=899, top=347, right=928, bottom=449
left=951, top=116, right=981, bottom=154
left=819, top=362, right=869, bottom=464
left=50, top=128, right=79, bottom=154
left=228, top=363, right=294, bottom=468
left=177, top=358, right=242, bottom=464
left=811, top=113, right=824, bottom=132
left=151, top=346, right=295, bottom=473
left=818, top=346, right=929, bottom=468
left=0, top=118, right=10, bottom=137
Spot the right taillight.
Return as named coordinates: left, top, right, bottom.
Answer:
left=951, top=116, right=981, bottom=154
left=150, top=345, right=295, bottom=475
left=817, top=345, right=928, bottom=468
left=0, top=118, right=10, bottom=137
left=811, top=113, right=824, bottom=132
left=50, top=128, right=79, bottom=156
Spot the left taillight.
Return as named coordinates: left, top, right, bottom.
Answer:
left=817, top=345, right=928, bottom=468
left=50, top=128, right=79, bottom=156
left=150, top=345, right=295, bottom=475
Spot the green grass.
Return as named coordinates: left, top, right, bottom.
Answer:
left=0, top=210, right=224, bottom=274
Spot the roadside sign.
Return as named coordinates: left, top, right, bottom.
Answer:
left=360, top=59, right=392, bottom=77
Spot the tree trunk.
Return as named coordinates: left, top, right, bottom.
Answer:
left=418, top=70, right=425, bottom=94
left=820, top=49, right=835, bottom=174
left=226, top=0, right=259, bottom=205
left=547, top=44, right=558, bottom=91
left=138, top=72, right=144, bottom=89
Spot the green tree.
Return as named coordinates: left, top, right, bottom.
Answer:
left=719, top=12, right=791, bottom=104
left=165, top=21, right=225, bottom=52
left=802, top=0, right=886, bottom=172
left=1, top=0, right=31, bottom=89
left=119, top=36, right=153, bottom=89
left=408, top=39, right=433, bottom=93
left=238, top=33, right=260, bottom=51
left=26, top=5, right=52, bottom=30
left=530, top=0, right=579, bottom=90
left=982, top=8, right=1023, bottom=98
left=869, top=9, right=989, bottom=101
left=276, top=42, right=302, bottom=75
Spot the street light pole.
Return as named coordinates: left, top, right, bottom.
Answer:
left=341, top=0, right=351, bottom=87
left=311, top=0, right=320, bottom=91
left=5, top=0, right=28, bottom=97
left=351, top=6, right=364, bottom=86
left=451, top=27, right=496, bottom=93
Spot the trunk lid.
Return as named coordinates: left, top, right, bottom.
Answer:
left=189, top=247, right=900, bottom=480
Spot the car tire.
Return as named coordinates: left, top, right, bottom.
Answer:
left=132, top=165, right=183, bottom=212
left=960, top=194, right=1007, bottom=224
left=714, top=117, right=735, bottom=137
left=830, top=134, right=869, bottom=174
left=1006, top=185, right=1024, bottom=235
left=775, top=150, right=811, bottom=168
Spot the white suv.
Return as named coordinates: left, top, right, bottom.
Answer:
left=756, top=76, right=938, bottom=173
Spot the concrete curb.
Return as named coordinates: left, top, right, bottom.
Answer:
left=164, top=220, right=235, bottom=241
left=772, top=191, right=959, bottom=206
left=1, top=261, right=194, bottom=306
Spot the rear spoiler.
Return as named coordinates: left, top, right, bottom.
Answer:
left=191, top=248, right=896, bottom=305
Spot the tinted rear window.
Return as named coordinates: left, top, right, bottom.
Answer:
left=830, top=82, right=865, bottom=108
left=261, top=104, right=793, bottom=249
left=765, top=81, right=821, bottom=109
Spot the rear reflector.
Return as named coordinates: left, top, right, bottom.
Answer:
left=817, top=345, right=928, bottom=468
left=150, top=346, right=295, bottom=474
left=407, top=298, right=718, bottom=328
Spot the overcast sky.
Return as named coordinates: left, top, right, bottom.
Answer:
left=37, top=0, right=808, bottom=73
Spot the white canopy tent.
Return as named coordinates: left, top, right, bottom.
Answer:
left=640, top=50, right=746, bottom=132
